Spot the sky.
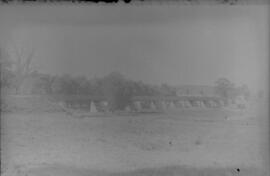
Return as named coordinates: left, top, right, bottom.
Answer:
left=0, top=4, right=269, bottom=93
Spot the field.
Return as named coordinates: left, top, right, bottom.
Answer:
left=1, top=105, right=269, bottom=176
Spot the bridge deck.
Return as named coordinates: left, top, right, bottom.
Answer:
left=50, top=95, right=226, bottom=102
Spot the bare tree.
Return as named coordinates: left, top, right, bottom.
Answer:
left=10, top=45, right=35, bottom=94
left=0, top=47, right=14, bottom=89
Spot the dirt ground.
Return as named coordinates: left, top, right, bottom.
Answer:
left=1, top=107, right=269, bottom=176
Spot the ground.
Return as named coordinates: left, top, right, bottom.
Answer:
left=1, top=105, right=269, bottom=176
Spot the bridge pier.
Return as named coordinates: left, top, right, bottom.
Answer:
left=169, top=101, right=176, bottom=109
left=134, top=101, right=142, bottom=112
left=184, top=100, right=192, bottom=108
left=176, top=100, right=185, bottom=108
left=200, top=100, right=206, bottom=108
left=150, top=101, right=157, bottom=111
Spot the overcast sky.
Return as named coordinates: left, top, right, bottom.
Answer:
left=0, top=4, right=268, bottom=92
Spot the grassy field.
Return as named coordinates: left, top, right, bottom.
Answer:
left=1, top=107, right=269, bottom=176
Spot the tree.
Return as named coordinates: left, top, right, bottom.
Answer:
left=72, top=76, right=90, bottom=95
left=51, top=75, right=71, bottom=95
left=89, top=77, right=103, bottom=96
left=59, top=74, right=75, bottom=94
left=215, top=78, right=235, bottom=99
left=158, top=83, right=175, bottom=96
left=0, top=47, right=14, bottom=89
left=238, top=84, right=250, bottom=101
left=102, top=72, right=133, bottom=111
left=31, top=73, right=56, bottom=94
left=9, top=45, right=35, bottom=94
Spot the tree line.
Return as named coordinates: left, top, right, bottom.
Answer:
left=1, top=47, right=251, bottom=110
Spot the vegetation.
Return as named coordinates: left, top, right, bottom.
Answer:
left=1, top=46, right=176, bottom=111
left=1, top=46, right=250, bottom=111
left=214, top=78, right=251, bottom=101
left=0, top=48, right=14, bottom=89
